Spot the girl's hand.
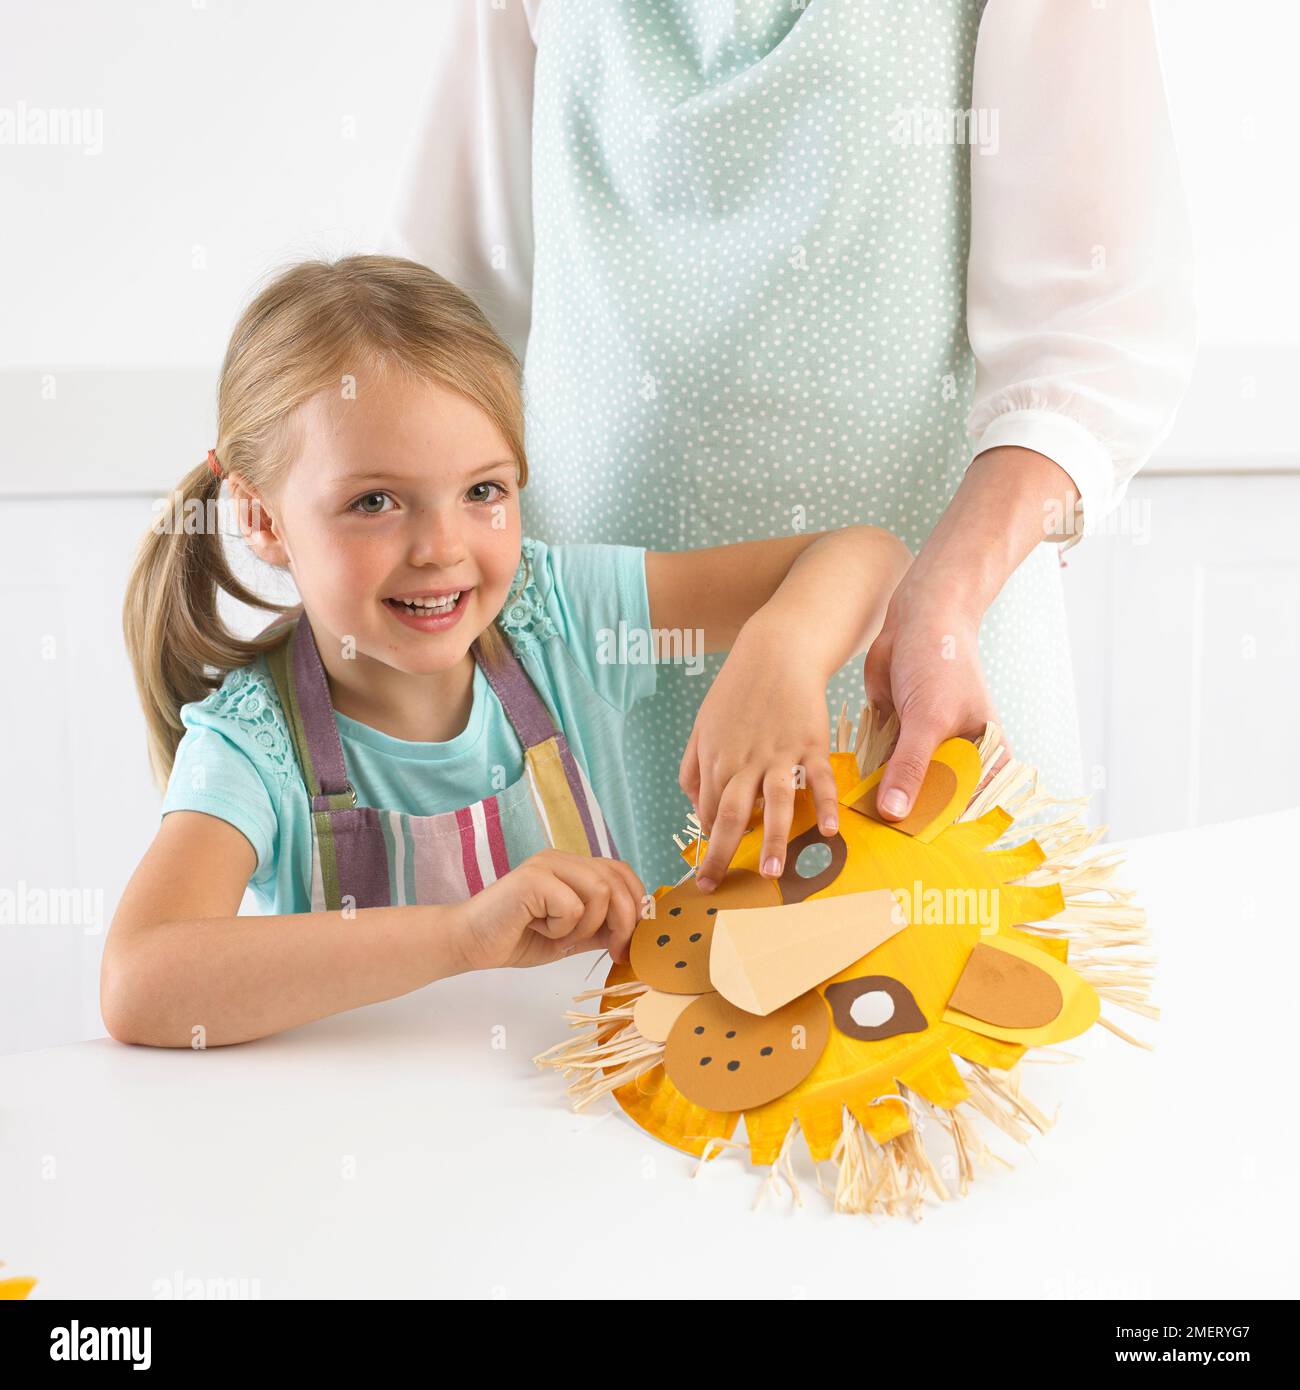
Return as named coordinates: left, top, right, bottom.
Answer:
left=453, top=849, right=646, bottom=972
left=863, top=573, right=1007, bottom=818
left=679, top=621, right=842, bottom=893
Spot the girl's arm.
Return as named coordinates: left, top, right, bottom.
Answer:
left=103, top=812, right=642, bottom=1048
left=102, top=811, right=471, bottom=1048
left=646, top=526, right=908, bottom=658
left=645, top=525, right=912, bottom=889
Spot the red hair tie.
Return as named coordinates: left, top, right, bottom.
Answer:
left=206, top=448, right=224, bottom=479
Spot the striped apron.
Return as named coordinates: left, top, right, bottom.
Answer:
left=260, top=609, right=619, bottom=912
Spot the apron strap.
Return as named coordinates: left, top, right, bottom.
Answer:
left=473, top=629, right=564, bottom=751
left=261, top=609, right=564, bottom=811
left=260, top=608, right=357, bottom=813
left=477, top=632, right=617, bottom=860
left=259, top=607, right=616, bottom=863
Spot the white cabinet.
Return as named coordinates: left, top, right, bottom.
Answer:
left=0, top=497, right=164, bottom=1053
left=1062, top=473, right=1300, bottom=837
left=0, top=493, right=283, bottom=1054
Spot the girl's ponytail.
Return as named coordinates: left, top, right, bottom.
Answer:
left=122, top=454, right=290, bottom=792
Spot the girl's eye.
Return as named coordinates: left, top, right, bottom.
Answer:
left=467, top=481, right=508, bottom=505
left=350, top=492, right=394, bottom=515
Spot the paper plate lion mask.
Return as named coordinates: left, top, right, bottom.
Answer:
left=536, top=707, right=1155, bottom=1218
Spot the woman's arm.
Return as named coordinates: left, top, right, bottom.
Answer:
left=870, top=0, right=1197, bottom=821
left=965, top=0, right=1197, bottom=542
left=864, top=445, right=1076, bottom=818
left=377, top=0, right=540, bottom=361
left=646, top=526, right=912, bottom=889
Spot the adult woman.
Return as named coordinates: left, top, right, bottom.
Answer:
left=381, top=0, right=1195, bottom=890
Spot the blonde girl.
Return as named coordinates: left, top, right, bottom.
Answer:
left=106, top=255, right=910, bottom=1048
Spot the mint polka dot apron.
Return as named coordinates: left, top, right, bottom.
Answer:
left=521, top=0, right=1085, bottom=891
left=260, top=609, right=619, bottom=911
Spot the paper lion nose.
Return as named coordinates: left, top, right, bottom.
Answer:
left=708, top=888, right=907, bottom=1017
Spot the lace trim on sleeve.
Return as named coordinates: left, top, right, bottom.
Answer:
left=495, top=536, right=559, bottom=654
left=198, top=659, right=298, bottom=793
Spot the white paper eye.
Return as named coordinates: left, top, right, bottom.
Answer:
left=849, top=990, right=896, bottom=1030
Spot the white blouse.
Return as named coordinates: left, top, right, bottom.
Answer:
left=380, top=0, right=1196, bottom=546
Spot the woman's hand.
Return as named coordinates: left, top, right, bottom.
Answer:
left=863, top=572, right=1006, bottom=819
left=862, top=446, right=1081, bottom=817
left=453, top=849, right=646, bottom=971
left=678, top=619, right=842, bottom=893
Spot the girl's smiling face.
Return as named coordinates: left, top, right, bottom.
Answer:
left=256, top=366, right=523, bottom=678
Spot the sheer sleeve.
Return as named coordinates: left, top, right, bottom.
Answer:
left=965, top=0, right=1197, bottom=545
left=378, top=0, right=541, bottom=363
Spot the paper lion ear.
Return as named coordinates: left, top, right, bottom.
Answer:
left=941, top=936, right=1100, bottom=1046
left=840, top=736, right=983, bottom=843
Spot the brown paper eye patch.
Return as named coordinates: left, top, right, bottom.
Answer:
left=777, top=825, right=848, bottom=904
left=824, top=975, right=928, bottom=1042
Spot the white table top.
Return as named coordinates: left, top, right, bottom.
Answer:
left=4, top=809, right=1297, bottom=1300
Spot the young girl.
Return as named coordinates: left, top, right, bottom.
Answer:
left=105, top=255, right=910, bottom=1049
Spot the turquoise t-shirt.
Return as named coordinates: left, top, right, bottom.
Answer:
left=160, top=537, right=659, bottom=913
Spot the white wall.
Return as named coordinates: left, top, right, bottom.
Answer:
left=1, top=0, right=1296, bottom=1054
